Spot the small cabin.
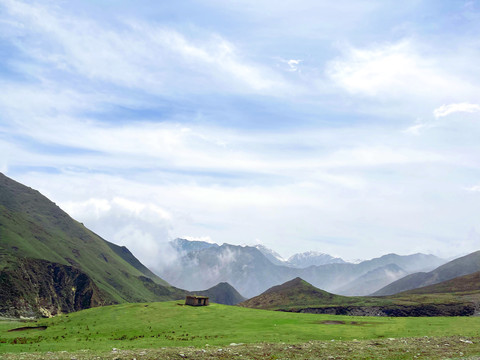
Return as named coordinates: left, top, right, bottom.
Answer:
left=185, top=295, right=209, bottom=306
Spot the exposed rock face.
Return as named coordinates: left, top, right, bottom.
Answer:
left=281, top=303, right=477, bottom=317
left=0, top=258, right=106, bottom=318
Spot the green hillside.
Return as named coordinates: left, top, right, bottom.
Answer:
left=0, top=173, right=184, bottom=316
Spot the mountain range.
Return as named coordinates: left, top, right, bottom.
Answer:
left=162, top=239, right=446, bottom=298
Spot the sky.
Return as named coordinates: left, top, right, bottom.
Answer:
left=1, top=0, right=480, bottom=269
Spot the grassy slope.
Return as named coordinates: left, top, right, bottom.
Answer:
left=0, top=173, right=182, bottom=304
left=1, top=301, right=480, bottom=354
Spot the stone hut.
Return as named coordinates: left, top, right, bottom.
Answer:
left=185, top=295, right=209, bottom=306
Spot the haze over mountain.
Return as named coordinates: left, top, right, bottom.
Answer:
left=335, top=264, right=408, bottom=296
left=373, top=250, right=480, bottom=296
left=162, top=239, right=445, bottom=298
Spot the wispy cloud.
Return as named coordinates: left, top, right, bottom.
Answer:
left=434, top=103, right=480, bottom=118
left=0, top=0, right=286, bottom=95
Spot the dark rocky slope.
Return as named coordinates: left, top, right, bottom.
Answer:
left=0, top=257, right=105, bottom=318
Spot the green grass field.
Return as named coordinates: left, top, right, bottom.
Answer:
left=1, top=301, right=480, bottom=356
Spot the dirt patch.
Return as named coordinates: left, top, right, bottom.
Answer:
left=350, top=321, right=375, bottom=326
left=7, top=326, right=47, bottom=332
left=320, top=320, right=345, bottom=325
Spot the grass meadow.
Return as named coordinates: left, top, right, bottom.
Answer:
left=1, top=301, right=480, bottom=359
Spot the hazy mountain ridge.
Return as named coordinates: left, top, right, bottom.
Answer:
left=161, top=243, right=289, bottom=298
left=171, top=240, right=351, bottom=268
left=373, top=250, right=480, bottom=296
left=335, top=264, right=408, bottom=296
left=161, top=239, right=445, bottom=298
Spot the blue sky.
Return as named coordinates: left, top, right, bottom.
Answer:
left=1, top=0, right=480, bottom=268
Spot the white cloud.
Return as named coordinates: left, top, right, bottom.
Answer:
left=326, top=40, right=473, bottom=100
left=63, top=197, right=171, bottom=224
left=433, top=103, right=480, bottom=118
left=61, top=196, right=175, bottom=271
left=404, top=123, right=429, bottom=136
